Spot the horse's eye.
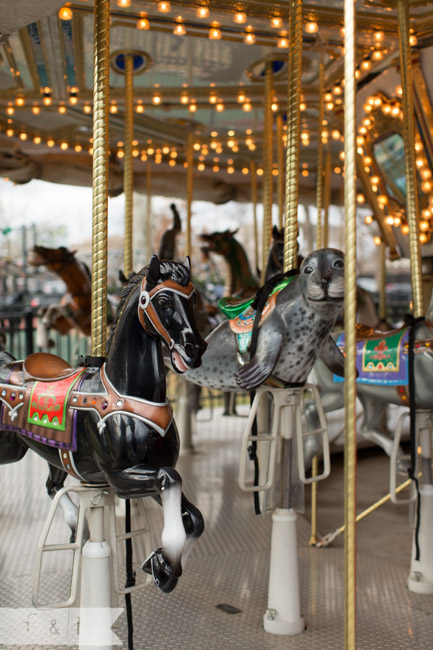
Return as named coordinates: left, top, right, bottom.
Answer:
left=333, top=259, right=344, bottom=269
left=303, top=265, right=314, bottom=275
left=157, top=296, right=172, bottom=309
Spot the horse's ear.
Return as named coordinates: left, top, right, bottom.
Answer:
left=146, top=255, right=160, bottom=290
left=272, top=225, right=279, bottom=238
left=229, top=228, right=239, bottom=237
left=183, top=256, right=191, bottom=275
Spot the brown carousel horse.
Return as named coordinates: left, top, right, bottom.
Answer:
left=28, top=245, right=92, bottom=340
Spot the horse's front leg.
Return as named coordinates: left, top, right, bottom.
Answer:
left=142, top=467, right=204, bottom=593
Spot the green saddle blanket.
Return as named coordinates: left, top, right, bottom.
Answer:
left=218, top=276, right=295, bottom=319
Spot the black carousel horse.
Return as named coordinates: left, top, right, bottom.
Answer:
left=0, top=256, right=207, bottom=593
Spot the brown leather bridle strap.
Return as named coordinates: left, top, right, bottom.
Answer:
left=137, top=277, right=195, bottom=348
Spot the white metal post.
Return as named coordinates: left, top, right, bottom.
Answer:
left=263, top=392, right=304, bottom=635
left=408, top=413, right=433, bottom=594
left=79, top=493, right=114, bottom=650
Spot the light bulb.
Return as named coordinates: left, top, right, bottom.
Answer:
left=196, top=7, right=209, bottom=18
left=58, top=6, right=73, bottom=20
left=234, top=12, right=246, bottom=24
left=158, top=1, right=171, bottom=12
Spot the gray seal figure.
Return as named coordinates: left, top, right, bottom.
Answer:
left=184, top=248, right=346, bottom=392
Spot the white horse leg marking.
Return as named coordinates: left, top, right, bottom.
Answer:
left=35, top=318, right=50, bottom=350
left=58, top=492, right=79, bottom=533
left=160, top=481, right=186, bottom=567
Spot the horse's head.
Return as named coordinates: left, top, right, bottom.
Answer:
left=300, top=248, right=345, bottom=312
left=265, top=226, right=284, bottom=277
left=199, top=229, right=238, bottom=258
left=28, top=245, right=77, bottom=269
left=138, top=256, right=207, bottom=373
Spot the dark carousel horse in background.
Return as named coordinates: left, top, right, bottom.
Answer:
left=0, top=256, right=207, bottom=593
left=28, top=245, right=92, bottom=344
left=159, top=203, right=182, bottom=260
left=200, top=228, right=260, bottom=299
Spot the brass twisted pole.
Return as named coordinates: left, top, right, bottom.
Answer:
left=186, top=132, right=194, bottom=259
left=283, top=0, right=303, bottom=273
left=276, top=113, right=285, bottom=230
left=123, top=53, right=134, bottom=279
left=145, top=161, right=152, bottom=262
left=91, top=0, right=110, bottom=358
left=250, top=159, right=259, bottom=272
left=316, top=59, right=325, bottom=249
left=309, top=59, right=325, bottom=546
left=379, top=242, right=387, bottom=322
left=323, top=147, right=332, bottom=248
left=397, top=0, right=424, bottom=317
left=261, top=61, right=274, bottom=283
left=343, top=0, right=358, bottom=646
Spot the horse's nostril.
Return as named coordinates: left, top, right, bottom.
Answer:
left=184, top=343, right=195, bottom=358
left=184, top=341, right=206, bottom=359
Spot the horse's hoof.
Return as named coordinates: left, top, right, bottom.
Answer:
left=142, top=548, right=182, bottom=593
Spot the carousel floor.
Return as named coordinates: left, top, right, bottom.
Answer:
left=0, top=402, right=432, bottom=649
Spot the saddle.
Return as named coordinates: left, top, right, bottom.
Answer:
left=219, top=276, right=295, bottom=355
left=23, top=352, right=75, bottom=382
left=1, top=355, right=173, bottom=454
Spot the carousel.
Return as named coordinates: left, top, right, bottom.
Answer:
left=0, top=1, right=433, bottom=649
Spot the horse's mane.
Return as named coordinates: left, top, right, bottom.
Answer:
left=107, top=260, right=190, bottom=349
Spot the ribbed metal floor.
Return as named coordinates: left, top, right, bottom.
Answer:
left=1, top=402, right=433, bottom=649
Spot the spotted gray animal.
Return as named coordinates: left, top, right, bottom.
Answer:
left=184, top=248, right=346, bottom=392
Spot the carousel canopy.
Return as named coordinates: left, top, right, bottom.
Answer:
left=1, top=1, right=433, bottom=253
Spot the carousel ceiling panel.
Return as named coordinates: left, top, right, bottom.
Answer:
left=1, top=0, right=433, bottom=258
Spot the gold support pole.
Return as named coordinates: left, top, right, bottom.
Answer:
left=316, top=60, right=325, bottom=249
left=91, top=0, right=110, bottom=358
left=379, top=242, right=387, bottom=322
left=276, top=113, right=285, bottom=230
left=261, top=61, right=274, bottom=283
left=283, top=0, right=303, bottom=273
left=310, top=59, right=325, bottom=545
left=397, top=0, right=424, bottom=318
left=343, top=0, right=357, bottom=647
left=123, top=53, right=134, bottom=279
left=323, top=148, right=332, bottom=248
left=250, top=159, right=259, bottom=273
left=145, top=161, right=152, bottom=262
left=186, top=132, right=194, bottom=259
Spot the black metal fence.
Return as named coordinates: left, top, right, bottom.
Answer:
left=0, top=306, right=90, bottom=365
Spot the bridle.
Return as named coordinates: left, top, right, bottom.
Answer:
left=137, top=276, right=195, bottom=349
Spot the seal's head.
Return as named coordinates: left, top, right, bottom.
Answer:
left=300, top=248, right=345, bottom=313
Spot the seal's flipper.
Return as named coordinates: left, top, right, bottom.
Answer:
left=235, top=356, right=275, bottom=390
left=235, top=328, right=283, bottom=390
left=320, top=335, right=345, bottom=377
